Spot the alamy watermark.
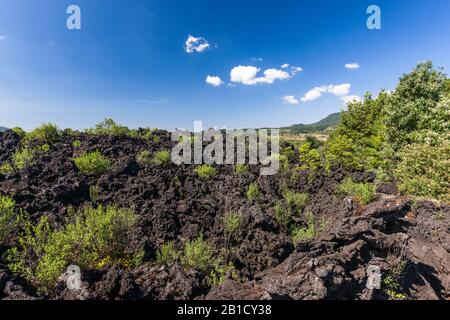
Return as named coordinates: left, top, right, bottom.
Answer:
left=171, top=121, right=280, bottom=176
left=367, top=5, right=381, bottom=30
left=67, top=5, right=81, bottom=30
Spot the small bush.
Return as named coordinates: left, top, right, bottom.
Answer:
left=0, top=162, right=14, bottom=175
left=291, top=212, right=316, bottom=243
left=0, top=195, right=16, bottom=244
left=152, top=150, right=171, bottom=166
left=89, top=185, right=101, bottom=202
left=72, top=140, right=82, bottom=148
left=26, top=123, right=60, bottom=143
left=223, top=212, right=242, bottom=241
left=337, top=178, right=376, bottom=205
left=394, top=140, right=449, bottom=202
left=11, top=127, right=26, bottom=139
left=85, top=118, right=130, bottom=137
left=195, top=165, right=217, bottom=180
left=7, top=205, right=137, bottom=291
left=156, top=242, right=179, bottom=266
left=246, top=183, right=261, bottom=202
left=73, top=151, right=111, bottom=175
left=208, top=261, right=238, bottom=286
left=284, top=191, right=309, bottom=214
left=234, top=164, right=248, bottom=175
left=274, top=203, right=292, bottom=232
left=181, top=235, right=214, bottom=272
left=12, top=147, right=34, bottom=170
left=136, top=150, right=152, bottom=165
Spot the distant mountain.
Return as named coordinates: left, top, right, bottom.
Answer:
left=281, top=112, right=341, bottom=134
left=0, top=126, right=9, bottom=132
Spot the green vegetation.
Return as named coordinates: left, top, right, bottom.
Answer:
left=12, top=147, right=34, bottom=170
left=156, top=242, right=179, bottom=266
left=284, top=191, right=309, bottom=214
left=85, top=118, right=130, bottom=137
left=394, top=140, right=449, bottom=202
left=72, top=140, right=82, bottom=148
left=0, top=162, right=14, bottom=175
left=89, top=185, right=101, bottom=202
left=26, top=123, right=60, bottom=143
left=223, top=212, right=242, bottom=241
left=195, top=164, right=217, bottom=180
left=274, top=203, right=291, bottom=232
left=136, top=150, right=151, bottom=165
left=291, top=212, right=316, bottom=243
left=234, top=164, right=248, bottom=175
left=7, top=205, right=138, bottom=291
left=11, top=127, right=26, bottom=139
left=0, top=195, right=16, bottom=244
left=181, top=235, right=214, bottom=272
left=246, top=182, right=261, bottom=202
left=282, top=112, right=341, bottom=134
left=151, top=150, right=171, bottom=166
left=337, top=178, right=375, bottom=205
left=73, top=151, right=111, bottom=175
left=208, top=261, right=238, bottom=286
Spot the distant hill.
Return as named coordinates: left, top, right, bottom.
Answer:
left=0, top=126, right=9, bottom=132
left=281, top=112, right=341, bottom=134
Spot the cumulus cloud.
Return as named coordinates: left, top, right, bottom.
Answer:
left=205, top=75, right=223, bottom=87
left=301, top=87, right=326, bottom=102
left=185, top=35, right=210, bottom=53
left=327, top=83, right=351, bottom=96
left=341, top=95, right=362, bottom=104
left=282, top=95, right=299, bottom=105
left=230, top=65, right=290, bottom=85
left=345, top=62, right=360, bottom=69
left=300, top=83, right=352, bottom=102
left=290, top=66, right=303, bottom=75
left=281, top=63, right=290, bottom=69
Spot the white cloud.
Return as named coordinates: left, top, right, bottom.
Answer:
left=341, top=95, right=362, bottom=104
left=301, top=83, right=352, bottom=102
left=251, top=57, right=263, bottom=62
left=0, top=35, right=5, bottom=41
left=327, top=83, right=351, bottom=96
left=185, top=35, right=210, bottom=53
left=345, top=62, right=360, bottom=69
left=230, top=65, right=290, bottom=85
left=281, top=63, right=290, bottom=69
left=301, top=87, right=326, bottom=102
left=290, top=66, right=303, bottom=75
left=205, top=75, right=223, bottom=87
left=282, top=95, right=299, bottom=105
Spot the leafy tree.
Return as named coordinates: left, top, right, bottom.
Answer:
left=385, top=61, right=448, bottom=151
left=326, top=93, right=387, bottom=171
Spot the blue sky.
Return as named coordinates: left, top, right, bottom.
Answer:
left=0, top=0, right=449, bottom=131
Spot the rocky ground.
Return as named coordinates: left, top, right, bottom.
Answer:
left=0, top=129, right=449, bottom=300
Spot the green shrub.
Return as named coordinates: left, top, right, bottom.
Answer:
left=291, top=212, right=316, bottom=243
left=195, top=165, right=217, bottom=180
left=73, top=151, right=111, bottom=175
left=11, top=127, right=26, bottom=139
left=156, top=242, right=179, bottom=266
left=181, top=235, right=214, bottom=272
left=0, top=162, right=14, bottom=175
left=136, top=150, right=152, bottom=165
left=394, top=140, right=449, bottom=202
left=72, top=140, right=82, bottom=148
left=234, top=164, right=248, bottom=175
left=325, top=93, right=387, bottom=171
left=298, top=142, right=322, bottom=171
left=274, top=203, right=291, bottom=232
left=386, top=61, right=448, bottom=152
left=223, top=212, right=242, bottom=241
left=152, top=150, right=171, bottom=166
left=89, top=185, right=101, bottom=202
left=246, top=183, right=261, bottom=202
left=284, top=191, right=309, bottom=214
left=208, top=261, right=238, bottom=286
left=7, top=205, right=137, bottom=292
left=35, top=143, right=50, bottom=153
left=337, top=178, right=376, bottom=205
left=12, top=147, right=34, bottom=170
left=26, top=123, right=60, bottom=143
left=0, top=195, right=16, bottom=244
left=85, top=118, right=130, bottom=137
